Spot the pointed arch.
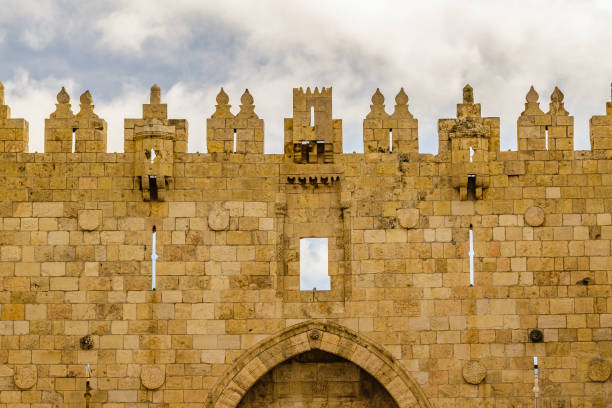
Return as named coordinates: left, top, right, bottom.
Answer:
left=206, top=320, right=432, bottom=408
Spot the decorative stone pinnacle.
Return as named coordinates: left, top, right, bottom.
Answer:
left=216, top=88, right=229, bottom=105
left=237, top=89, right=258, bottom=119
left=57, top=86, right=70, bottom=104
left=526, top=86, right=539, bottom=103
left=391, top=88, right=413, bottom=119
left=463, top=84, right=474, bottom=103
left=241, top=89, right=254, bottom=106
left=551, top=86, right=564, bottom=102
left=395, top=88, right=408, bottom=105
left=371, top=88, right=384, bottom=105
left=80, top=90, right=93, bottom=105
left=150, top=84, right=161, bottom=104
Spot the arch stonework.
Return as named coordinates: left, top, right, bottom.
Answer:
left=206, top=320, right=432, bottom=408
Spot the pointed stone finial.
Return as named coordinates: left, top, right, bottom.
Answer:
left=77, top=90, right=98, bottom=119
left=395, top=88, right=408, bottom=105
left=549, top=86, right=568, bottom=116
left=0, top=81, right=4, bottom=105
left=212, top=87, right=234, bottom=119
left=391, top=88, right=413, bottom=119
left=550, top=86, right=564, bottom=103
left=150, top=84, right=161, bottom=104
left=51, top=86, right=74, bottom=119
left=463, top=84, right=474, bottom=103
left=57, top=86, right=70, bottom=104
left=372, top=88, right=384, bottom=105
left=216, top=88, right=229, bottom=105
left=237, top=89, right=258, bottom=119
left=526, top=86, right=539, bottom=103
left=80, top=90, right=93, bottom=105
left=521, top=86, right=544, bottom=116
left=366, top=88, right=389, bottom=119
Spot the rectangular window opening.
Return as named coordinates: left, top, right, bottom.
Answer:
left=389, top=129, right=393, bottom=153
left=233, top=129, right=237, bottom=153
left=149, top=175, right=158, bottom=201
left=469, top=146, right=474, bottom=162
left=151, top=226, right=158, bottom=290
left=469, top=226, right=474, bottom=286
left=300, top=238, right=330, bottom=291
left=310, top=106, right=315, bottom=127
left=467, top=174, right=476, bottom=200
left=72, top=128, right=76, bottom=153
left=544, top=125, right=549, bottom=150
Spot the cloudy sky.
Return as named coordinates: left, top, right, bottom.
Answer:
left=1, top=1, right=610, bottom=288
left=1, top=0, right=611, bottom=155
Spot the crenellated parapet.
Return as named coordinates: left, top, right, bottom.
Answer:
left=590, top=83, right=612, bottom=154
left=363, top=88, right=418, bottom=154
left=0, top=81, right=29, bottom=153
left=206, top=88, right=264, bottom=154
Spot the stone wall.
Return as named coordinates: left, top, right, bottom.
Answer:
left=0, top=81, right=611, bottom=407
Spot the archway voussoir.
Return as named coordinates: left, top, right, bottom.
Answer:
left=319, top=332, right=341, bottom=353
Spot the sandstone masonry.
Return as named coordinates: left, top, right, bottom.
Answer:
left=0, top=81, right=611, bottom=407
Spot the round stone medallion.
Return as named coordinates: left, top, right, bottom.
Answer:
left=524, top=206, right=545, bottom=227
left=141, top=365, right=165, bottom=390
left=208, top=209, right=230, bottom=231
left=397, top=208, right=419, bottom=229
left=462, top=361, right=486, bottom=385
left=588, top=359, right=611, bottom=382
left=78, top=210, right=102, bottom=231
left=14, top=365, right=37, bottom=390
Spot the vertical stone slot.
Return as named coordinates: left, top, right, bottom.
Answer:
left=150, top=149, right=156, bottom=164
left=545, top=125, right=549, bottom=150
left=233, top=129, right=237, bottom=153
left=389, top=129, right=393, bottom=152
left=149, top=176, right=158, bottom=201
left=310, top=105, right=315, bottom=127
left=469, top=146, right=474, bottom=162
left=151, top=226, right=158, bottom=290
left=299, top=238, right=330, bottom=291
left=467, top=175, right=476, bottom=200
left=469, top=225, right=474, bottom=286
left=72, top=128, right=76, bottom=153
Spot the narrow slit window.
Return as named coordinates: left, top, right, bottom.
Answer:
left=150, top=149, right=156, bottom=164
left=533, top=356, right=540, bottom=397
left=149, top=175, right=158, bottom=201
left=389, top=129, right=393, bottom=152
left=310, top=106, right=315, bottom=127
left=300, top=238, right=330, bottom=291
left=233, top=129, right=237, bottom=153
left=72, top=129, right=76, bottom=153
left=467, top=174, right=476, bottom=200
left=469, top=225, right=474, bottom=286
left=151, top=226, right=158, bottom=290
left=544, top=125, right=549, bottom=150
left=469, top=146, right=474, bottom=162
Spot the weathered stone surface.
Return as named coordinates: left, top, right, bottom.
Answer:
left=397, top=209, right=419, bottom=229
left=78, top=209, right=102, bottom=230
left=524, top=206, right=545, bottom=226
left=14, top=365, right=37, bottom=390
left=588, top=359, right=611, bottom=382
left=462, top=361, right=486, bottom=385
left=141, top=365, right=165, bottom=389
left=208, top=209, right=230, bottom=231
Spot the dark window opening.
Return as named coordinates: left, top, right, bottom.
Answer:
left=149, top=175, right=158, bottom=201
left=467, top=174, right=476, bottom=200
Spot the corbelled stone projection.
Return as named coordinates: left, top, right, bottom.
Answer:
left=0, top=81, right=611, bottom=407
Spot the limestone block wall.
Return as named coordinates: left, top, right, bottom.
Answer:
left=0, top=82, right=611, bottom=408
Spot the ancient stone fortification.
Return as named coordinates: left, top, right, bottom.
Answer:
left=0, top=80, right=611, bottom=408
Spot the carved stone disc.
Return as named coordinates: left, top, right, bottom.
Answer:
left=14, top=365, right=37, bottom=390
left=588, top=359, right=611, bottom=382
left=462, top=361, right=486, bottom=385
left=141, top=365, right=165, bottom=389
left=397, top=209, right=419, bottom=229
left=208, top=209, right=230, bottom=231
left=524, top=206, right=545, bottom=227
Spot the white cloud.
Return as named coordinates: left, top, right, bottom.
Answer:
left=300, top=238, right=330, bottom=291
left=1, top=1, right=611, bottom=154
